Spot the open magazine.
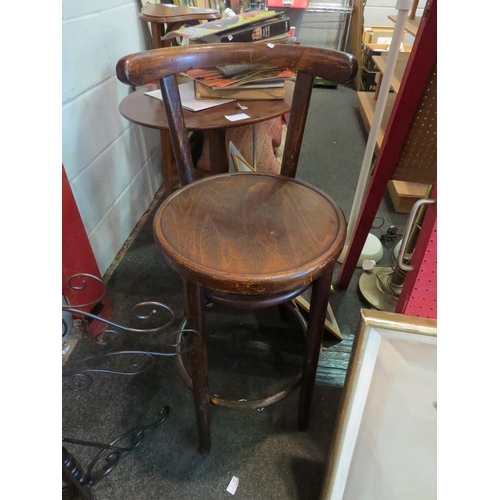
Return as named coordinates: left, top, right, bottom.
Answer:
left=161, top=9, right=282, bottom=41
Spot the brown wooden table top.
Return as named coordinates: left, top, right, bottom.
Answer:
left=138, top=4, right=220, bottom=23
left=119, top=83, right=292, bottom=131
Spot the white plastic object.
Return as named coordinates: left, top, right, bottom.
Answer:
left=396, top=0, right=414, bottom=10
left=226, top=476, right=239, bottom=495
left=337, top=233, right=384, bottom=267
left=362, top=260, right=376, bottom=271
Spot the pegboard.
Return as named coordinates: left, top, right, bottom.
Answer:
left=391, top=66, right=437, bottom=185
left=402, top=220, right=437, bottom=319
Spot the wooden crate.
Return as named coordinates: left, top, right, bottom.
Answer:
left=387, top=180, right=430, bottom=213
left=362, top=43, right=413, bottom=71
left=362, top=25, right=397, bottom=45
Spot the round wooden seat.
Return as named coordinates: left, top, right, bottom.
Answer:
left=153, top=173, right=346, bottom=295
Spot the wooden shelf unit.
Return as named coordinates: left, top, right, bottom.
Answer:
left=372, top=52, right=411, bottom=93
left=357, top=52, right=410, bottom=153
left=388, top=14, right=421, bottom=36
left=357, top=91, right=397, bottom=154
left=357, top=38, right=413, bottom=148
left=357, top=11, right=430, bottom=212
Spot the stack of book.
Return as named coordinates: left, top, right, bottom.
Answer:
left=161, top=10, right=293, bottom=45
left=162, top=10, right=295, bottom=100
left=185, top=66, right=295, bottom=100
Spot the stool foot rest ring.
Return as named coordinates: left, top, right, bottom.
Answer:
left=175, top=301, right=308, bottom=410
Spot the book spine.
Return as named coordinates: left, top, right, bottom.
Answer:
left=219, top=18, right=290, bottom=43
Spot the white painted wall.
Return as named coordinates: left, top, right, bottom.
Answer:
left=62, top=0, right=163, bottom=275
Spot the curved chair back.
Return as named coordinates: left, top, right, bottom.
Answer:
left=117, top=44, right=357, bottom=185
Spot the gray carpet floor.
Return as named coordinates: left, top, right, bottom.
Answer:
left=62, top=84, right=408, bottom=500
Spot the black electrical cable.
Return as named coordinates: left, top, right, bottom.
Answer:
left=372, top=217, right=385, bottom=229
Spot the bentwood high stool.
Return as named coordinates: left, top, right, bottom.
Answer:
left=117, top=43, right=357, bottom=454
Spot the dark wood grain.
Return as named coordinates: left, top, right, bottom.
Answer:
left=298, top=265, right=335, bottom=431
left=160, top=129, right=179, bottom=195
left=117, top=44, right=357, bottom=88
left=207, top=284, right=309, bottom=309
left=118, top=83, right=292, bottom=131
left=149, top=21, right=164, bottom=50
left=280, top=71, right=314, bottom=178
left=153, top=173, right=346, bottom=294
left=205, top=129, right=228, bottom=175
left=184, top=279, right=211, bottom=454
left=119, top=82, right=290, bottom=191
left=139, top=4, right=219, bottom=23
left=160, top=74, right=196, bottom=186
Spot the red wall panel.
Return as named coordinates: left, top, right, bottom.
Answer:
left=62, top=165, right=112, bottom=337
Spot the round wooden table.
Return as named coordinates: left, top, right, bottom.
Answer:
left=138, top=4, right=221, bottom=49
left=119, top=83, right=292, bottom=192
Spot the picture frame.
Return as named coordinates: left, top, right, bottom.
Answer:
left=293, top=293, right=341, bottom=341
left=320, top=309, right=437, bottom=500
left=232, top=151, right=255, bottom=172
left=228, top=141, right=256, bottom=172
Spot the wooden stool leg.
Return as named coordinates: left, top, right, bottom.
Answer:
left=160, top=130, right=180, bottom=196
left=184, top=279, right=211, bottom=454
left=298, top=265, right=335, bottom=431
left=205, top=129, right=229, bottom=175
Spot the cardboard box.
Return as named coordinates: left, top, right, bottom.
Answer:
left=362, top=43, right=413, bottom=72
left=387, top=180, right=430, bottom=213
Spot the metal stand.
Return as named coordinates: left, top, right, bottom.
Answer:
left=62, top=407, right=170, bottom=500
left=359, top=196, right=435, bottom=311
left=62, top=273, right=201, bottom=387
left=62, top=273, right=196, bottom=497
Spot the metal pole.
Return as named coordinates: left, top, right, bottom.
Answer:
left=344, top=0, right=413, bottom=247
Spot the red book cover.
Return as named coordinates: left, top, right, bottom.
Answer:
left=267, top=0, right=308, bottom=8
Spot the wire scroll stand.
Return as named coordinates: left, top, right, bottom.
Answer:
left=62, top=407, right=170, bottom=500
left=62, top=273, right=200, bottom=499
